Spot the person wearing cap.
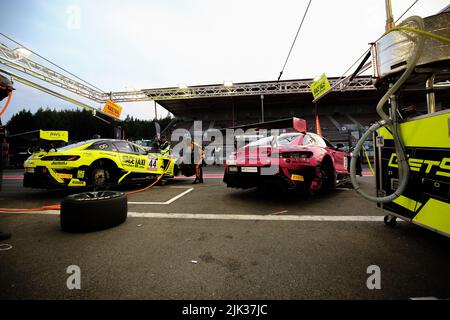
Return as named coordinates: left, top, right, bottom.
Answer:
left=0, top=74, right=14, bottom=241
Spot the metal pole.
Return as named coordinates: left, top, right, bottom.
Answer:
left=385, top=0, right=395, bottom=31
left=231, top=97, right=235, bottom=127
left=154, top=101, right=158, bottom=120
left=260, top=94, right=264, bottom=123
left=426, top=74, right=436, bottom=113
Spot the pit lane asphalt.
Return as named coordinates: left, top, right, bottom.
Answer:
left=1, top=167, right=449, bottom=299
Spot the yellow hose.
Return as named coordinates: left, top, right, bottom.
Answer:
left=384, top=26, right=450, bottom=44
left=362, top=146, right=375, bottom=176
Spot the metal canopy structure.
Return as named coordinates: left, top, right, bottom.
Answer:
left=110, top=77, right=376, bottom=102
left=0, top=34, right=377, bottom=109
left=0, top=42, right=105, bottom=103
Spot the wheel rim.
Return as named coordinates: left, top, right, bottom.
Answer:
left=72, top=191, right=119, bottom=200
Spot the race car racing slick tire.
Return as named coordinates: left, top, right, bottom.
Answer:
left=320, top=158, right=336, bottom=189
left=60, top=191, right=128, bottom=233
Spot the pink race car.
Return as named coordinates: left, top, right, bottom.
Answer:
left=223, top=132, right=351, bottom=192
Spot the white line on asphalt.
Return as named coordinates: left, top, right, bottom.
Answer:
left=168, top=186, right=196, bottom=189
left=6, top=210, right=385, bottom=222
left=128, top=187, right=194, bottom=205
left=151, top=186, right=193, bottom=189
left=125, top=213, right=385, bottom=222
left=165, top=188, right=195, bottom=204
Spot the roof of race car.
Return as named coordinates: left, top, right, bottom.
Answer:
left=58, top=139, right=141, bottom=150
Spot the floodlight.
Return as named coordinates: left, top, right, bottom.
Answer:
left=14, top=47, right=32, bottom=59
left=223, top=80, right=233, bottom=87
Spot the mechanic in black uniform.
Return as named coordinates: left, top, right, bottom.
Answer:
left=0, top=74, right=14, bottom=241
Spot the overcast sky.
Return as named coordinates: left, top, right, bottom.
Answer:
left=0, top=0, right=448, bottom=122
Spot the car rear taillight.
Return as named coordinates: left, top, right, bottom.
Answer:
left=40, top=155, right=80, bottom=161
left=280, top=152, right=313, bottom=159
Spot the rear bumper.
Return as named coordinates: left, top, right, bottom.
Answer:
left=23, top=171, right=63, bottom=189
left=223, top=166, right=315, bottom=190
left=23, top=166, right=82, bottom=189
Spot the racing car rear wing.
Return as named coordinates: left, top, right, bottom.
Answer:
left=7, top=129, right=69, bottom=153
left=223, top=117, right=307, bottom=134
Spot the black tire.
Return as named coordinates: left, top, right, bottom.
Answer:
left=61, top=191, right=127, bottom=233
left=320, top=158, right=336, bottom=189
left=178, top=163, right=196, bottom=177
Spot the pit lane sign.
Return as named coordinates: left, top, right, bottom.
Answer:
left=103, top=99, right=123, bottom=118
left=310, top=73, right=331, bottom=100
left=39, top=130, right=68, bottom=142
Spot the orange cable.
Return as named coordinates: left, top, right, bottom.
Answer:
left=0, top=158, right=173, bottom=212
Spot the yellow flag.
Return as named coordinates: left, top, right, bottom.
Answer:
left=39, top=130, right=69, bottom=142
left=310, top=73, right=331, bottom=100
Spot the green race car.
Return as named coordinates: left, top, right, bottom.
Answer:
left=23, top=139, right=177, bottom=189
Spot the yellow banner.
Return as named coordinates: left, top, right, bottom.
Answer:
left=39, top=130, right=68, bottom=142
left=103, top=99, right=123, bottom=118
left=310, top=73, right=331, bottom=100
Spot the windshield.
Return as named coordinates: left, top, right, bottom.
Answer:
left=136, top=140, right=152, bottom=147
left=57, top=140, right=92, bottom=151
left=246, top=133, right=302, bottom=147
left=276, top=133, right=302, bottom=146
left=247, top=136, right=273, bottom=147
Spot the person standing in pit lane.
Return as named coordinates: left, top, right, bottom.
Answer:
left=158, top=135, right=171, bottom=156
left=191, top=140, right=204, bottom=184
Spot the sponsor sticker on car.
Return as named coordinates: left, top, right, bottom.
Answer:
left=68, top=179, right=87, bottom=187
left=291, top=174, right=304, bottom=181
left=228, top=166, right=238, bottom=172
left=57, top=173, right=73, bottom=179
left=241, top=167, right=258, bottom=173
left=77, top=170, right=85, bottom=179
left=148, top=156, right=158, bottom=171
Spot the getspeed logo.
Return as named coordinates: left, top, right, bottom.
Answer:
left=388, top=153, right=450, bottom=178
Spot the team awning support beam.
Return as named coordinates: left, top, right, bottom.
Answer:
left=0, top=68, right=112, bottom=124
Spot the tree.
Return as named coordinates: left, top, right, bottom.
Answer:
left=6, top=108, right=174, bottom=142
